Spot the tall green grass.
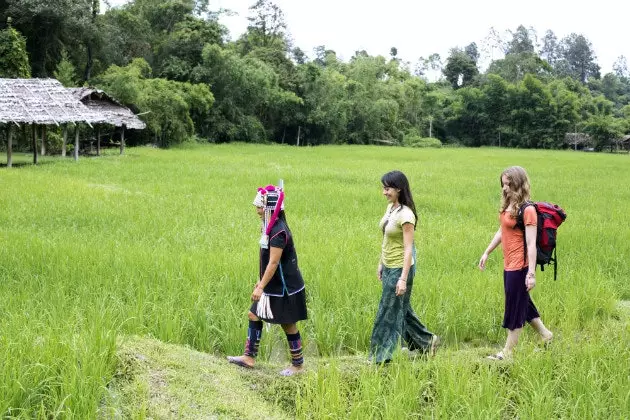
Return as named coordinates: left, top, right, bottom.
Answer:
left=0, top=145, right=628, bottom=417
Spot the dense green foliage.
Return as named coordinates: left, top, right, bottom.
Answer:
left=0, top=145, right=628, bottom=417
left=0, top=23, right=30, bottom=78
left=2, top=1, right=630, bottom=148
left=0, top=1, right=627, bottom=149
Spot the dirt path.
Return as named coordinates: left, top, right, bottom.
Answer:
left=101, top=301, right=630, bottom=418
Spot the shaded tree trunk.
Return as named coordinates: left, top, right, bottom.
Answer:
left=83, top=0, right=99, bottom=82
left=84, top=43, right=93, bottom=82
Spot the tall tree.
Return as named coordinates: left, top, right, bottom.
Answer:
left=98, top=7, right=153, bottom=68
left=415, top=53, right=442, bottom=80
left=507, top=25, right=536, bottom=55
left=479, top=26, right=508, bottom=68
left=486, top=51, right=551, bottom=83
left=156, top=17, right=225, bottom=81
left=443, top=47, right=479, bottom=89
left=95, top=57, right=214, bottom=146
left=613, top=55, right=628, bottom=78
left=558, top=33, right=600, bottom=83
left=465, top=42, right=480, bottom=63
left=82, top=0, right=99, bottom=81
left=3, top=0, right=102, bottom=78
left=246, top=0, right=287, bottom=49
left=481, top=74, right=511, bottom=145
left=540, top=29, right=560, bottom=66
left=509, top=74, right=555, bottom=147
left=0, top=20, right=31, bottom=78
left=390, top=47, right=398, bottom=60
left=447, top=86, right=488, bottom=146
left=291, top=47, right=307, bottom=64
left=53, top=49, right=77, bottom=86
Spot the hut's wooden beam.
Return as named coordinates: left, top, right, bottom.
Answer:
left=31, top=124, right=38, bottom=165
left=7, top=125, right=13, bottom=168
left=96, top=126, right=101, bottom=156
left=40, top=125, right=47, bottom=156
left=62, top=125, right=68, bottom=157
left=74, top=124, right=80, bottom=161
left=120, top=125, right=126, bottom=155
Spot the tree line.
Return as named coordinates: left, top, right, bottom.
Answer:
left=1, top=0, right=629, bottom=150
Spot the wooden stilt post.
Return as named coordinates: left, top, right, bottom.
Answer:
left=7, top=125, right=13, bottom=168
left=41, top=125, right=47, bottom=156
left=32, top=124, right=38, bottom=165
left=62, top=125, right=68, bottom=157
left=96, top=126, right=101, bottom=156
left=74, top=124, right=80, bottom=161
left=120, top=125, right=126, bottom=155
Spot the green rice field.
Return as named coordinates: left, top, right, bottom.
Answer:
left=1, top=144, right=628, bottom=418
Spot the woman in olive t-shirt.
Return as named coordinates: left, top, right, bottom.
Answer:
left=369, top=170, right=439, bottom=364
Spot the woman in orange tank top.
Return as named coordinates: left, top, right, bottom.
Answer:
left=478, top=166, right=553, bottom=360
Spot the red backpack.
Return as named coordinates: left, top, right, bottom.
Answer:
left=516, top=201, right=567, bottom=280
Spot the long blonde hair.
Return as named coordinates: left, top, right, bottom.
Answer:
left=500, top=166, right=531, bottom=217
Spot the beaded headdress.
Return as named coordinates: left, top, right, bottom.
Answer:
left=253, top=181, right=285, bottom=249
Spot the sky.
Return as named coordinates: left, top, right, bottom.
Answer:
left=107, top=0, right=628, bottom=75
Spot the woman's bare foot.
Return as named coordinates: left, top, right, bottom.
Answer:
left=541, top=331, right=554, bottom=345
left=227, top=355, right=255, bottom=369
left=280, top=364, right=304, bottom=376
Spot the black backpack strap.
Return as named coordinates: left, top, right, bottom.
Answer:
left=516, top=201, right=534, bottom=263
left=515, top=201, right=534, bottom=231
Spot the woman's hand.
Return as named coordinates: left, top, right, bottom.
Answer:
left=251, top=283, right=263, bottom=301
left=395, top=279, right=407, bottom=296
left=377, top=263, right=383, bottom=281
left=526, top=272, right=536, bottom=291
left=478, top=253, right=489, bottom=271
left=480, top=230, right=501, bottom=271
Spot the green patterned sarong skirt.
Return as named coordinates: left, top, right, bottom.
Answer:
left=369, top=264, right=434, bottom=363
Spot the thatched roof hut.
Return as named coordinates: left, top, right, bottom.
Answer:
left=1, top=79, right=147, bottom=166
left=617, top=134, right=630, bottom=152
left=0, top=78, right=101, bottom=126
left=564, top=132, right=593, bottom=150
left=68, top=87, right=146, bottom=130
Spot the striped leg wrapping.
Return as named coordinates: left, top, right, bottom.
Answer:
left=286, top=332, right=304, bottom=366
left=244, top=320, right=263, bottom=357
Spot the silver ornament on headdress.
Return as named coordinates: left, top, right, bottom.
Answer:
left=253, top=180, right=285, bottom=249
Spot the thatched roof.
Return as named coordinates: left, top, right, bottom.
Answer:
left=564, top=132, right=592, bottom=145
left=69, top=87, right=146, bottom=130
left=0, top=78, right=102, bottom=125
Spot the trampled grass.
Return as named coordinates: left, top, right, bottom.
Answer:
left=0, top=144, right=628, bottom=418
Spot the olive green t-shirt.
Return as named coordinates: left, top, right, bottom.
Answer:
left=379, top=203, right=416, bottom=268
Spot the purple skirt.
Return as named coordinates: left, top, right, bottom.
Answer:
left=503, top=268, right=540, bottom=330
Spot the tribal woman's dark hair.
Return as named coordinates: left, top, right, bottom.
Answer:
left=381, top=170, right=418, bottom=230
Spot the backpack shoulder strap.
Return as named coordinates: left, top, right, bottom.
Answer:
left=517, top=201, right=536, bottom=265
left=515, top=201, right=534, bottom=231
